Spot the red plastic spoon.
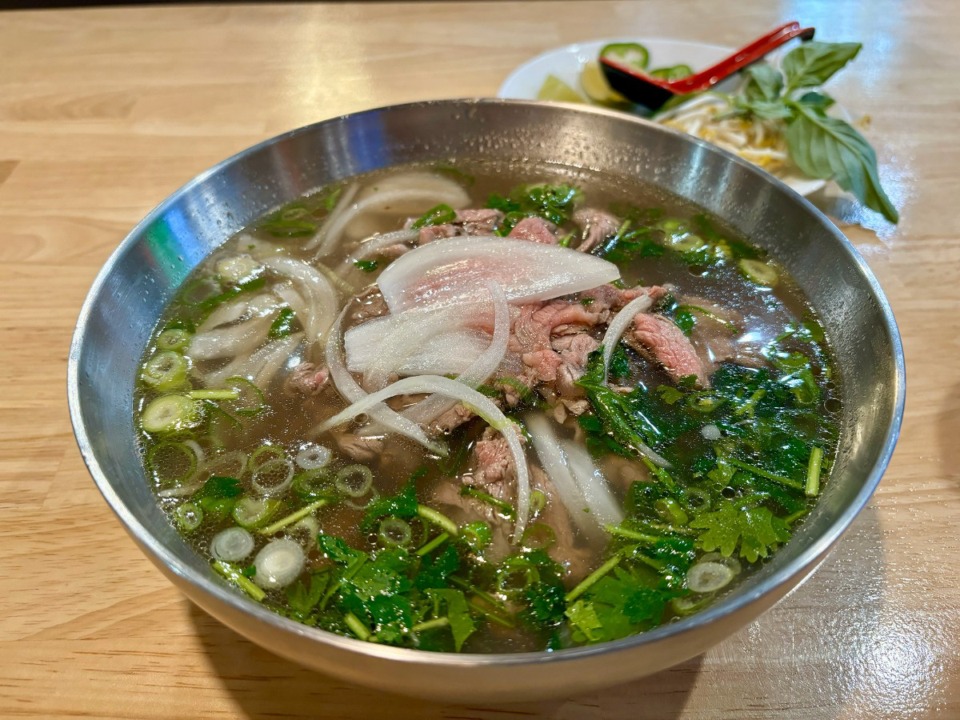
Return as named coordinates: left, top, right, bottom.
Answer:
left=600, top=22, right=815, bottom=110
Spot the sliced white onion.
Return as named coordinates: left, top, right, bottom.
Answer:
left=345, top=309, right=489, bottom=377
left=376, top=236, right=621, bottom=313
left=686, top=561, right=736, bottom=593
left=251, top=457, right=294, bottom=496
left=207, top=333, right=302, bottom=388
left=210, top=527, right=255, bottom=562
left=599, top=291, right=654, bottom=382
left=253, top=538, right=305, bottom=590
left=288, top=516, right=320, bottom=546
left=197, top=298, right=250, bottom=333
left=325, top=305, right=448, bottom=456
left=304, top=182, right=359, bottom=252
left=561, top=439, right=624, bottom=528
left=188, top=314, right=273, bottom=361
left=216, top=254, right=263, bottom=285
left=260, top=255, right=339, bottom=345
left=404, top=282, right=510, bottom=425
left=311, top=177, right=469, bottom=257
left=295, top=443, right=332, bottom=470
left=337, top=228, right=420, bottom=275
left=526, top=413, right=605, bottom=541
left=316, top=374, right=529, bottom=540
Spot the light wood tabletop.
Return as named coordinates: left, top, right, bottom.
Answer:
left=1, top=1, right=957, bottom=718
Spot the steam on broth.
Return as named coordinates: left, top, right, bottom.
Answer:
left=136, top=162, right=839, bottom=653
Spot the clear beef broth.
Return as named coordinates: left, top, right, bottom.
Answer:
left=137, top=161, right=839, bottom=654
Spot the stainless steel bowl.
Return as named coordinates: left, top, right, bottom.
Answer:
left=67, top=99, right=904, bottom=702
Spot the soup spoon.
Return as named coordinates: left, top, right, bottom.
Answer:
left=600, top=21, right=815, bottom=110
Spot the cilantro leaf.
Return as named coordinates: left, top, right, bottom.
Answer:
left=425, top=589, right=477, bottom=652
left=286, top=573, right=329, bottom=617
left=690, top=500, right=791, bottom=563
left=361, top=481, right=419, bottom=532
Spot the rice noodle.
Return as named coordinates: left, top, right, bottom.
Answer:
left=403, top=282, right=510, bottom=425
left=526, top=413, right=606, bottom=541
left=561, top=439, right=624, bottom=528
left=324, top=306, right=448, bottom=456
left=260, top=255, right=339, bottom=345
left=600, top=292, right=654, bottom=381
left=316, top=374, right=530, bottom=540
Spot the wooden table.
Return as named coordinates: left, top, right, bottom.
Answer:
left=1, top=2, right=957, bottom=717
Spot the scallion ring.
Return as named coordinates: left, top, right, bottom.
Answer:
left=334, top=464, right=374, bottom=498
left=378, top=517, right=413, bottom=547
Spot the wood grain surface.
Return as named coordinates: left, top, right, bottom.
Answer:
left=1, top=2, right=958, bottom=718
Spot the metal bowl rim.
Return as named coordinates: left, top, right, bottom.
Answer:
left=67, top=97, right=905, bottom=668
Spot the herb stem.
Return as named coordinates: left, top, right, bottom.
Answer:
left=727, top=458, right=805, bottom=491
left=805, top=447, right=824, bottom=497
left=411, top=617, right=450, bottom=633
left=259, top=499, right=328, bottom=536
left=459, top=486, right=516, bottom=520
left=213, top=560, right=265, bottom=602
left=344, top=612, right=371, bottom=641
left=416, top=532, right=450, bottom=557
left=566, top=553, right=622, bottom=603
left=416, top=504, right=459, bottom=536
left=605, top=525, right=661, bottom=544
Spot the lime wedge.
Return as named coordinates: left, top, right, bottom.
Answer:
left=579, top=61, right=629, bottom=105
left=537, top=74, right=587, bottom=103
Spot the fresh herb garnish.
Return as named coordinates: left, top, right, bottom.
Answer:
left=734, top=42, right=898, bottom=223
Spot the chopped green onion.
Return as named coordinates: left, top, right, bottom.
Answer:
left=187, top=389, right=240, bottom=401
left=232, top=496, right=282, bottom=530
left=147, top=441, right=199, bottom=488
left=250, top=444, right=287, bottom=469
left=156, top=328, right=191, bottom=352
left=223, top=376, right=267, bottom=416
left=269, top=307, right=297, bottom=338
left=334, top=465, right=374, bottom=498
left=686, top=561, right=735, bottom=593
left=805, top=446, right=824, bottom=497
left=141, top=351, right=190, bottom=392
left=411, top=203, right=457, bottom=229
left=738, top=258, right=779, bottom=287
left=140, top=394, right=202, bottom=434
left=378, top=517, right=413, bottom=547
left=174, top=502, right=203, bottom=532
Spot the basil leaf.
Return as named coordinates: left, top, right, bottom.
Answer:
left=785, top=104, right=898, bottom=223
left=743, top=63, right=783, bottom=102
left=738, top=98, right=794, bottom=121
left=782, top=41, right=862, bottom=92
left=796, top=90, right=835, bottom=111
